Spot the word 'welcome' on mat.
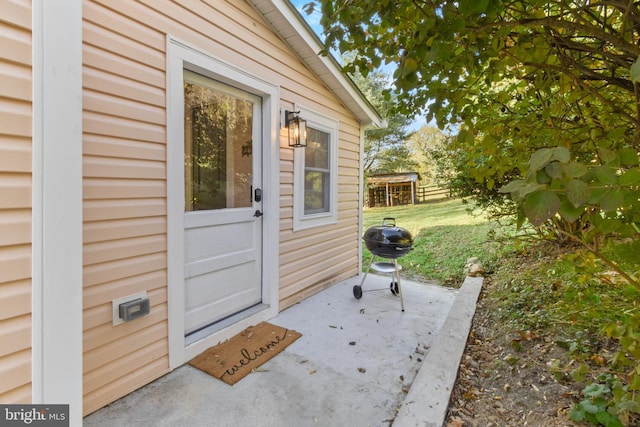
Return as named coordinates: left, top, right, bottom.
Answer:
left=189, top=322, right=302, bottom=385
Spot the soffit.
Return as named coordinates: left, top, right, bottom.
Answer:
left=248, top=0, right=383, bottom=127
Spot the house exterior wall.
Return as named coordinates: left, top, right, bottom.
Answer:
left=81, top=0, right=362, bottom=415
left=0, top=0, right=364, bottom=416
left=0, top=0, right=33, bottom=404
left=279, top=122, right=361, bottom=307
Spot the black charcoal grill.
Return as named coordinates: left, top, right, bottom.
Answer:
left=354, top=218, right=413, bottom=311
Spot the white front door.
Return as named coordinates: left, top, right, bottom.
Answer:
left=182, top=71, right=262, bottom=336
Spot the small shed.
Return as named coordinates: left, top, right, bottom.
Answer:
left=367, top=173, right=420, bottom=207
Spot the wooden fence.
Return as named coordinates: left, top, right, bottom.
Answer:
left=364, top=184, right=449, bottom=207
left=415, top=185, right=449, bottom=203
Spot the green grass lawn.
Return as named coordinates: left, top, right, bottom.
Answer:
left=367, top=200, right=640, bottom=424
left=362, top=198, right=512, bottom=286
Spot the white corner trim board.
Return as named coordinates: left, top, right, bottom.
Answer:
left=32, top=1, right=84, bottom=426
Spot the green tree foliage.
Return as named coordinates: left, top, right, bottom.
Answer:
left=307, top=0, right=639, bottom=286
left=406, top=125, right=447, bottom=184
left=350, top=70, right=415, bottom=175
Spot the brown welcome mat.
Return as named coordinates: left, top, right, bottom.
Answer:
left=189, top=321, right=302, bottom=385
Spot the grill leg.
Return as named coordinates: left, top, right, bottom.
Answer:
left=393, top=258, right=405, bottom=312
left=354, top=255, right=376, bottom=299
left=359, top=255, right=376, bottom=290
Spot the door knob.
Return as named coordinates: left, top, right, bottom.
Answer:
left=253, top=210, right=263, bottom=217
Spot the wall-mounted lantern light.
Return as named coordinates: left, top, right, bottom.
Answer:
left=285, top=110, right=307, bottom=148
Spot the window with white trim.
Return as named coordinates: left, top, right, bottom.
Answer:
left=293, top=106, right=339, bottom=230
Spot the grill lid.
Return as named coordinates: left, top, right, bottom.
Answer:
left=363, top=217, right=413, bottom=258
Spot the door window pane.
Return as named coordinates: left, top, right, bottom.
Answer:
left=184, top=75, right=253, bottom=211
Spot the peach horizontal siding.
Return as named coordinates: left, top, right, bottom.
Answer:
left=82, top=0, right=363, bottom=414
left=82, top=0, right=169, bottom=415
left=0, top=0, right=32, bottom=404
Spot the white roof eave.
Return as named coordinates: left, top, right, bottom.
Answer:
left=249, top=0, right=383, bottom=128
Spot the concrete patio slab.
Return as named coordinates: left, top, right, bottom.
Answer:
left=393, top=276, right=483, bottom=427
left=84, top=274, right=481, bottom=427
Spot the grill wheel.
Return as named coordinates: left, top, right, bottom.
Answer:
left=353, top=285, right=363, bottom=299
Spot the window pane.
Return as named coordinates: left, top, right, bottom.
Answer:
left=304, top=171, right=329, bottom=214
left=304, top=126, right=331, bottom=214
left=305, top=128, right=329, bottom=169
left=184, top=78, right=253, bottom=211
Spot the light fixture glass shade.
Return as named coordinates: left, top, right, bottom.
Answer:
left=286, top=110, right=307, bottom=147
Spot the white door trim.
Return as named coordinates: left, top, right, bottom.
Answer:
left=166, top=36, right=280, bottom=369
left=32, top=0, right=83, bottom=425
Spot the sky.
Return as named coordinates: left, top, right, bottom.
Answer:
left=289, top=1, right=323, bottom=36
left=288, top=0, right=431, bottom=132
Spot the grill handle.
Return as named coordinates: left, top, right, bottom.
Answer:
left=382, top=217, right=396, bottom=227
